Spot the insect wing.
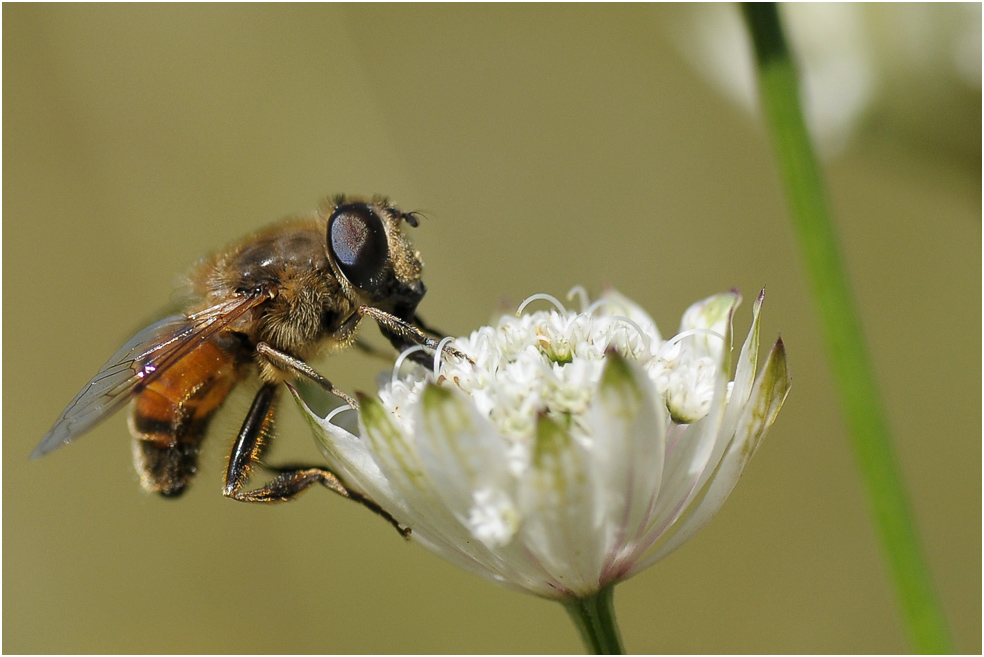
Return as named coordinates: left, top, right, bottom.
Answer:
left=32, top=294, right=266, bottom=458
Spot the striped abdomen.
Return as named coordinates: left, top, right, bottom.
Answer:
left=128, top=335, right=244, bottom=497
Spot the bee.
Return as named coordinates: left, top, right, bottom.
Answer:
left=32, top=195, right=455, bottom=534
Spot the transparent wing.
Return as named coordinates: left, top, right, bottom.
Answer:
left=31, top=293, right=268, bottom=458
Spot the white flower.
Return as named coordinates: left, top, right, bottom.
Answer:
left=294, top=287, right=790, bottom=601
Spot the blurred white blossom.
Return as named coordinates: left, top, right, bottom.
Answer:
left=660, top=3, right=982, bottom=157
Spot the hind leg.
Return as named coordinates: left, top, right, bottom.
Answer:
left=222, top=382, right=409, bottom=537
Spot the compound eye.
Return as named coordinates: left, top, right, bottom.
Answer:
left=328, top=203, right=390, bottom=291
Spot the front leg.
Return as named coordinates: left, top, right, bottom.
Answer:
left=412, top=313, right=447, bottom=339
left=223, top=382, right=409, bottom=538
left=359, top=306, right=470, bottom=363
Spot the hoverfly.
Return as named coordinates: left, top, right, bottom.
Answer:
left=33, top=195, right=456, bottom=534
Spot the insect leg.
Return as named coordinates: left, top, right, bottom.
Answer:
left=359, top=306, right=470, bottom=362
left=223, top=382, right=409, bottom=537
left=412, top=313, right=446, bottom=339
left=255, top=342, right=359, bottom=409
left=223, top=382, right=278, bottom=499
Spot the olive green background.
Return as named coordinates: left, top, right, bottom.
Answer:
left=4, top=5, right=980, bottom=654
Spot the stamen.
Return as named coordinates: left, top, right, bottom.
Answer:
left=565, top=285, right=590, bottom=312
left=433, top=336, right=456, bottom=377
left=392, top=345, right=429, bottom=386
left=657, top=328, right=725, bottom=359
left=516, top=293, right=567, bottom=316
left=325, top=404, right=357, bottom=424
left=608, top=315, right=653, bottom=353
left=584, top=297, right=622, bottom=317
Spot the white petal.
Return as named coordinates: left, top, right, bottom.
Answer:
left=359, top=395, right=481, bottom=551
left=413, top=385, right=517, bottom=547
left=290, top=387, right=397, bottom=507
left=678, top=290, right=740, bottom=362
left=518, top=415, right=600, bottom=598
left=293, top=388, right=509, bottom=582
left=585, top=352, right=666, bottom=581
left=631, top=337, right=791, bottom=573
left=648, top=293, right=737, bottom=524
left=369, top=388, right=570, bottom=598
left=723, top=289, right=765, bottom=425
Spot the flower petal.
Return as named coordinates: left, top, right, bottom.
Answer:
left=414, top=385, right=517, bottom=548
left=643, top=293, right=738, bottom=540
left=292, top=387, right=505, bottom=579
left=632, top=337, right=791, bottom=572
left=678, top=290, right=741, bottom=363
left=360, top=393, right=532, bottom=582
left=725, top=288, right=765, bottom=420
left=518, top=414, right=599, bottom=597
left=586, top=351, right=667, bottom=581
left=290, top=386, right=393, bottom=504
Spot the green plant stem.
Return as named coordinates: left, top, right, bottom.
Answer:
left=562, top=585, right=625, bottom=654
left=741, top=4, right=953, bottom=653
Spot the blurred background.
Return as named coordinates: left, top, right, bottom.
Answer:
left=3, top=4, right=979, bottom=653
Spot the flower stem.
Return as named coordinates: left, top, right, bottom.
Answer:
left=562, top=585, right=625, bottom=654
left=740, top=4, right=954, bottom=653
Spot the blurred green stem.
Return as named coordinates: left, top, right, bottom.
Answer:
left=563, top=585, right=624, bottom=654
left=741, top=4, right=953, bottom=653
